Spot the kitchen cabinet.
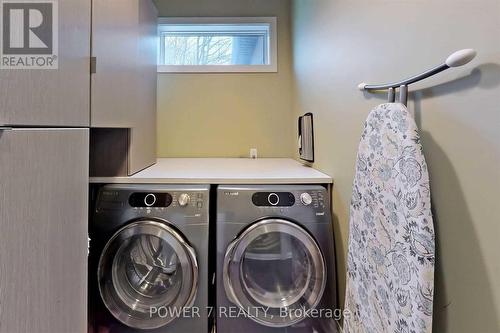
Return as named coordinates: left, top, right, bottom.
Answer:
left=0, top=128, right=89, bottom=333
left=0, top=0, right=91, bottom=127
left=91, top=0, right=157, bottom=175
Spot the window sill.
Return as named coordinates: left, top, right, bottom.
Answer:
left=157, top=64, right=278, bottom=73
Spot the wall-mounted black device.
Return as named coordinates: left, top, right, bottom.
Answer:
left=299, top=113, right=314, bottom=162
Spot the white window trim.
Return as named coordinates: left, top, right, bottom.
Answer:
left=157, top=17, right=278, bottom=73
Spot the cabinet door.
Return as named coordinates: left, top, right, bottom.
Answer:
left=91, top=0, right=139, bottom=128
left=91, top=0, right=157, bottom=175
left=0, top=0, right=91, bottom=127
left=0, top=128, right=89, bottom=333
left=129, top=0, right=157, bottom=174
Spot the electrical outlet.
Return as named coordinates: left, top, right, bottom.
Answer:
left=250, top=148, right=258, bottom=159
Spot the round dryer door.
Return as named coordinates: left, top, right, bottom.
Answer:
left=98, top=220, right=198, bottom=330
left=223, top=219, right=326, bottom=327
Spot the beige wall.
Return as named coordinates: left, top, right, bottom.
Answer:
left=154, top=0, right=293, bottom=158
left=292, top=0, right=500, bottom=331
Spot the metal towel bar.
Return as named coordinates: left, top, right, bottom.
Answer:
left=358, top=49, right=477, bottom=106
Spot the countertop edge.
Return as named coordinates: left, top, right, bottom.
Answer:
left=89, top=158, right=334, bottom=185
left=89, top=177, right=333, bottom=185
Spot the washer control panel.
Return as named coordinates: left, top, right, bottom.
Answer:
left=95, top=185, right=210, bottom=228
left=128, top=191, right=206, bottom=209
left=171, top=192, right=205, bottom=209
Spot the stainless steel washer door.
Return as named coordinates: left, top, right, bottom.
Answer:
left=98, top=220, right=198, bottom=330
left=223, top=219, right=326, bottom=327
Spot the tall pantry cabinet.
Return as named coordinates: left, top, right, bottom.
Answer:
left=0, top=1, right=157, bottom=332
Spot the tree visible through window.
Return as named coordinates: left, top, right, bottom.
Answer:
left=164, top=36, right=234, bottom=65
left=158, top=18, right=277, bottom=72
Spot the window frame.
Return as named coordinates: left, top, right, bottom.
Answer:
left=157, top=17, right=278, bottom=73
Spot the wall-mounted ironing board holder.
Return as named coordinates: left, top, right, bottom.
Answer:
left=387, top=86, right=408, bottom=105
left=358, top=49, right=477, bottom=106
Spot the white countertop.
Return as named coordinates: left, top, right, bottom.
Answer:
left=89, top=158, right=332, bottom=184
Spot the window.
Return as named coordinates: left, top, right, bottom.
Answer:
left=158, top=17, right=277, bottom=73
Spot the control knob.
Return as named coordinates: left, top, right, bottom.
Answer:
left=178, top=193, right=191, bottom=207
left=300, top=193, right=313, bottom=206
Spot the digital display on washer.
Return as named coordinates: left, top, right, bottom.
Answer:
left=252, top=192, right=295, bottom=207
left=129, top=192, right=173, bottom=208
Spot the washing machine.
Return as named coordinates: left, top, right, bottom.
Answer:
left=216, top=185, right=338, bottom=333
left=89, top=184, right=210, bottom=333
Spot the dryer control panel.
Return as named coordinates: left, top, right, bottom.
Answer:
left=218, top=185, right=331, bottom=228
left=299, top=190, right=326, bottom=209
left=251, top=190, right=325, bottom=208
left=252, top=192, right=296, bottom=207
left=129, top=192, right=173, bottom=208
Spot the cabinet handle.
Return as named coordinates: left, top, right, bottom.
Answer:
left=90, top=57, right=97, bottom=74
